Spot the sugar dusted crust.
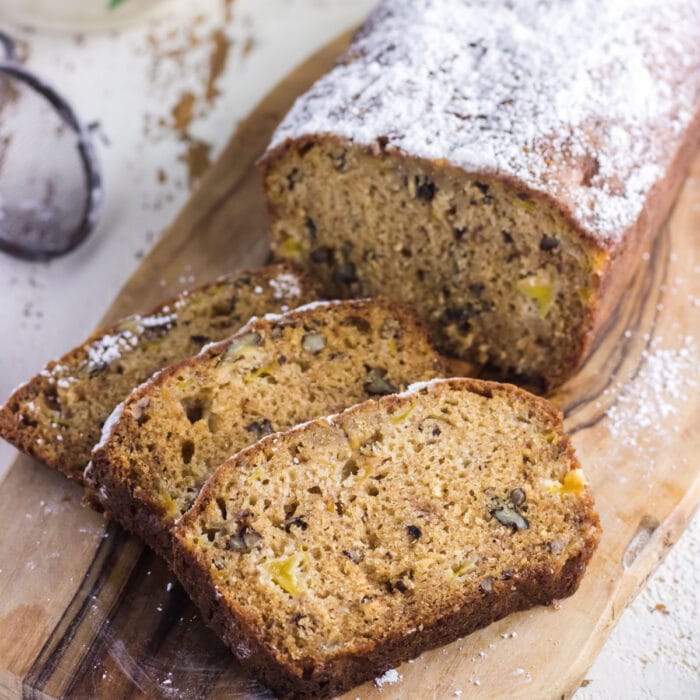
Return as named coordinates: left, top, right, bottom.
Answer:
left=266, top=0, right=700, bottom=246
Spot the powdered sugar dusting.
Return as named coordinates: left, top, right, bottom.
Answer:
left=605, top=336, right=697, bottom=457
left=85, top=332, right=135, bottom=369
left=139, top=311, right=177, bottom=329
left=91, top=401, right=125, bottom=456
left=291, top=299, right=347, bottom=314
left=374, top=668, right=402, bottom=688
left=269, top=271, right=302, bottom=299
left=233, top=300, right=349, bottom=335
left=403, top=377, right=449, bottom=395
left=83, top=312, right=177, bottom=372
left=269, top=0, right=700, bottom=244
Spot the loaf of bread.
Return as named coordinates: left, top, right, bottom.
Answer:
left=173, top=377, right=601, bottom=698
left=0, top=264, right=320, bottom=484
left=87, top=298, right=445, bottom=560
left=260, top=0, right=700, bottom=388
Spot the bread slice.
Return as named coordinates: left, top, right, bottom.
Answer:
left=0, top=264, right=320, bottom=484
left=172, top=377, right=600, bottom=698
left=87, top=298, right=445, bottom=559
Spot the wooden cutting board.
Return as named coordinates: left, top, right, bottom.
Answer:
left=1, top=31, right=699, bottom=700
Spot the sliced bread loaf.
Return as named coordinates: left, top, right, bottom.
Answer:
left=0, top=264, right=319, bottom=484
left=87, top=298, right=445, bottom=559
left=260, top=0, right=700, bottom=388
left=173, top=378, right=600, bottom=698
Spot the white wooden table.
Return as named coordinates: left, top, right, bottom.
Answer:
left=0, top=1, right=696, bottom=697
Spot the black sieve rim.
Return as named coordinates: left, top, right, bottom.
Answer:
left=0, top=32, right=102, bottom=261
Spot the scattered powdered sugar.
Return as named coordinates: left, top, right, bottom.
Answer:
left=82, top=312, right=176, bottom=371
left=268, top=0, right=700, bottom=244
left=403, top=377, right=459, bottom=396
left=374, top=668, right=402, bottom=688
left=235, top=314, right=263, bottom=337
left=238, top=299, right=370, bottom=328
left=91, top=401, right=125, bottom=453
left=138, top=311, right=177, bottom=329
left=268, top=271, right=302, bottom=299
left=605, top=336, right=697, bottom=451
left=197, top=339, right=225, bottom=356
left=86, top=333, right=133, bottom=369
left=512, top=667, right=532, bottom=683
left=291, top=299, right=346, bottom=313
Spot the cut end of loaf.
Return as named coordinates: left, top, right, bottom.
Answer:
left=173, top=377, right=600, bottom=697
left=262, top=139, right=607, bottom=388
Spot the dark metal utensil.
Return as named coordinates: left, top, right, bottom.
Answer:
left=0, top=31, right=102, bottom=261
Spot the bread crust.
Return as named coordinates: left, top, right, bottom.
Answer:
left=84, top=453, right=176, bottom=560
left=582, top=108, right=700, bottom=361
left=173, top=378, right=601, bottom=698
left=174, top=540, right=595, bottom=698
